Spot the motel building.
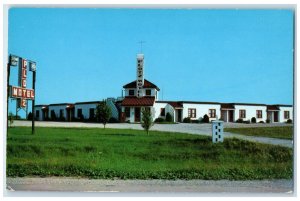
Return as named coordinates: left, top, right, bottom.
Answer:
left=34, top=54, right=293, bottom=124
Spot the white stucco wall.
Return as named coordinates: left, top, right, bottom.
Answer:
left=34, top=106, right=44, bottom=121
left=182, top=103, right=221, bottom=121
left=234, top=105, right=267, bottom=122
left=279, top=106, right=293, bottom=123
left=124, top=88, right=158, bottom=99
left=153, top=102, right=168, bottom=119
left=74, top=103, right=98, bottom=119
left=48, top=105, right=68, bottom=119
left=106, top=99, right=119, bottom=120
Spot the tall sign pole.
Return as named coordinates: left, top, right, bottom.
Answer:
left=7, top=55, right=18, bottom=130
left=8, top=54, right=36, bottom=134
left=30, top=61, right=36, bottom=134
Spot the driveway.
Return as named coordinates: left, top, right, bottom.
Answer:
left=11, top=121, right=293, bottom=148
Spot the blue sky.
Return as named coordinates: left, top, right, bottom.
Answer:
left=8, top=8, right=294, bottom=116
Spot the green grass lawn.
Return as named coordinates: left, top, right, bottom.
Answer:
left=7, top=127, right=293, bottom=180
left=224, top=126, right=293, bottom=140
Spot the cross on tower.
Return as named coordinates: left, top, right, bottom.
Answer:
left=138, top=41, right=146, bottom=53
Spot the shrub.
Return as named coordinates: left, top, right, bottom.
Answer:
left=108, top=117, right=119, bottom=123
left=165, top=112, right=173, bottom=122
left=286, top=119, right=292, bottom=124
left=259, top=121, right=265, bottom=123
left=8, top=112, right=14, bottom=127
left=251, top=117, right=256, bottom=123
left=59, top=116, right=66, bottom=122
left=202, top=114, right=210, bottom=123
left=236, top=118, right=243, bottom=123
left=244, top=120, right=250, bottom=124
left=191, top=120, right=200, bottom=123
left=27, top=112, right=33, bottom=120
left=155, top=117, right=165, bottom=123
left=183, top=117, right=191, bottom=123
left=266, top=119, right=271, bottom=123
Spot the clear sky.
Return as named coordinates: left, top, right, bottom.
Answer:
left=8, top=8, right=294, bottom=116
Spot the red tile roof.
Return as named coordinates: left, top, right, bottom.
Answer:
left=121, top=97, right=155, bottom=106
left=123, top=79, right=160, bottom=91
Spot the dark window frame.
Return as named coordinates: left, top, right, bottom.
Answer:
left=256, top=110, right=262, bottom=118
left=239, top=110, right=246, bottom=118
left=129, top=89, right=135, bottom=96
left=36, top=110, right=40, bottom=118
left=209, top=109, right=216, bottom=118
left=125, top=107, right=130, bottom=118
left=160, top=108, right=165, bottom=116
left=188, top=108, right=196, bottom=118
left=77, top=108, right=83, bottom=118
left=89, top=108, right=95, bottom=119
left=284, top=111, right=290, bottom=119
left=146, top=89, right=151, bottom=96
left=59, top=109, right=64, bottom=118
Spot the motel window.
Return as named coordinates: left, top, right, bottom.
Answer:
left=36, top=110, right=40, bottom=118
left=77, top=109, right=83, bottom=118
left=284, top=111, right=290, bottom=119
left=256, top=110, right=262, bottom=118
left=160, top=108, right=165, bottom=116
left=125, top=107, right=130, bottom=118
left=146, top=89, right=151, bottom=96
left=209, top=109, right=216, bottom=118
left=59, top=109, right=64, bottom=118
left=239, top=110, right=246, bottom=118
left=188, top=108, right=196, bottom=118
left=129, top=90, right=135, bottom=96
left=50, top=110, right=56, bottom=120
left=89, top=108, right=95, bottom=119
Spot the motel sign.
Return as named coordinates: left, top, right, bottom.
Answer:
left=9, top=56, right=35, bottom=108
left=136, top=54, right=144, bottom=98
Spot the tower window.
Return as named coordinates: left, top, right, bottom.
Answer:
left=129, top=90, right=135, bottom=96
left=146, top=89, right=151, bottom=96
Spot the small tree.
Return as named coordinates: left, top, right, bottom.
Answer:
left=8, top=112, right=14, bottom=127
left=141, top=107, right=153, bottom=135
left=96, top=100, right=111, bottom=129
left=202, top=114, right=210, bottom=123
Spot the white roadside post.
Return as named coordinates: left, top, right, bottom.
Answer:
left=212, top=120, right=224, bottom=143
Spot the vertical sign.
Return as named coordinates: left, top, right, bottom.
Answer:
left=136, top=54, right=144, bottom=98
left=18, top=59, right=28, bottom=108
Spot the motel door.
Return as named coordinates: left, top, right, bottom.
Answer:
left=228, top=111, right=234, bottom=122
left=274, top=111, right=279, bottom=122
left=135, top=107, right=141, bottom=122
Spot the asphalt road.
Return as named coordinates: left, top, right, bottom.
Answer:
left=11, top=121, right=293, bottom=148
left=5, top=177, right=293, bottom=194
